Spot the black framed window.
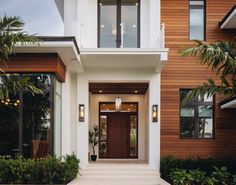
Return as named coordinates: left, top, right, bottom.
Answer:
left=180, top=89, right=214, bottom=139
left=0, top=74, right=61, bottom=158
left=189, top=0, right=206, bottom=40
left=98, top=0, right=140, bottom=48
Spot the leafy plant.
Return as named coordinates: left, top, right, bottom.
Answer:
left=89, top=125, right=99, bottom=155
left=179, top=40, right=236, bottom=104
left=211, top=166, right=231, bottom=185
left=0, top=154, right=79, bottom=184
left=171, top=169, right=194, bottom=185
left=0, top=15, right=42, bottom=100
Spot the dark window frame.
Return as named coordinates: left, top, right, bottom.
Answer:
left=189, top=0, right=206, bottom=41
left=179, top=89, right=215, bottom=139
left=97, top=0, right=141, bottom=48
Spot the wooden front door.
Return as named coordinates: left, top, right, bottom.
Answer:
left=107, top=114, right=129, bottom=158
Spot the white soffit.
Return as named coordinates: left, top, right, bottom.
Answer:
left=221, top=7, right=236, bottom=29
left=79, top=48, right=169, bottom=73
left=221, top=98, right=236, bottom=109
left=14, top=41, right=83, bottom=73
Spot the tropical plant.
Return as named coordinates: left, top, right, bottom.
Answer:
left=0, top=15, right=42, bottom=99
left=179, top=40, right=236, bottom=104
left=89, top=125, right=99, bottom=155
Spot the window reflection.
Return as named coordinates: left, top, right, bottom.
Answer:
left=189, top=0, right=205, bottom=40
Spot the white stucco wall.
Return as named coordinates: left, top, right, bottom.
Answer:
left=63, top=0, right=161, bottom=48
left=89, top=94, right=148, bottom=161
left=74, top=68, right=161, bottom=170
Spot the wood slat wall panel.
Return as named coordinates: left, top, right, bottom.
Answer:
left=1, top=53, right=66, bottom=82
left=161, top=0, right=236, bottom=158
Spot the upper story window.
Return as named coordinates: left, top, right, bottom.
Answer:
left=98, top=0, right=140, bottom=48
left=189, top=0, right=205, bottom=40
left=180, top=89, right=214, bottom=139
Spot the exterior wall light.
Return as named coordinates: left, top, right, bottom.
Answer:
left=152, top=104, right=158, bottom=122
left=79, top=104, right=85, bottom=122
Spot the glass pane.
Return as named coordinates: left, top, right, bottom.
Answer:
left=198, top=118, right=213, bottom=138
left=0, top=75, right=19, bottom=158
left=22, top=74, right=51, bottom=158
left=190, top=7, right=204, bottom=40
left=100, top=102, right=138, bottom=112
left=130, top=115, right=137, bottom=157
left=180, top=117, right=195, bottom=138
left=181, top=107, right=195, bottom=117
left=121, top=1, right=138, bottom=48
left=198, top=94, right=213, bottom=102
left=100, top=1, right=117, bottom=47
left=99, top=115, right=107, bottom=157
left=198, top=105, right=213, bottom=117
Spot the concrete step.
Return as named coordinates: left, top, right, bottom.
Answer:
left=68, top=163, right=170, bottom=185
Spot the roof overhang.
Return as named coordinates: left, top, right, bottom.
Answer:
left=14, top=37, right=83, bottom=73
left=219, top=5, right=236, bottom=29
left=80, top=48, right=169, bottom=73
left=219, top=96, right=236, bottom=109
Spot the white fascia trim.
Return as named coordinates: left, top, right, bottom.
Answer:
left=221, top=9, right=236, bottom=29
left=80, top=48, right=169, bottom=55
left=221, top=99, right=236, bottom=109
left=15, top=41, right=81, bottom=64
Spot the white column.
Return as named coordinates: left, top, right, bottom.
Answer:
left=61, top=70, right=72, bottom=155
left=76, top=75, right=89, bottom=168
left=148, top=73, right=161, bottom=170
left=149, top=0, right=161, bottom=48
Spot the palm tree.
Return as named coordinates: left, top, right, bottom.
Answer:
left=180, top=40, right=236, bottom=104
left=0, top=15, right=42, bottom=99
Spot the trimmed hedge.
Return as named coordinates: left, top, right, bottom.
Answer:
left=0, top=154, right=80, bottom=184
left=160, top=156, right=236, bottom=184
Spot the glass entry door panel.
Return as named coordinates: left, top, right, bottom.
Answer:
left=99, top=0, right=139, bottom=48
left=121, top=1, right=138, bottom=48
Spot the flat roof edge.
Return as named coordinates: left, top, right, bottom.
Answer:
left=37, top=36, right=80, bottom=54
left=219, top=5, right=236, bottom=27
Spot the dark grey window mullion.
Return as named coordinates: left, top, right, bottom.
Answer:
left=116, top=0, right=121, bottom=48
left=18, top=87, right=23, bottom=156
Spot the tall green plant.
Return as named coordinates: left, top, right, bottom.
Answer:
left=179, top=40, right=236, bottom=104
left=0, top=15, right=42, bottom=99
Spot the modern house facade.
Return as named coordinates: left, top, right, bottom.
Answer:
left=0, top=0, right=235, bottom=172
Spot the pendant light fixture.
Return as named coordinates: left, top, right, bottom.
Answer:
left=115, top=86, right=122, bottom=112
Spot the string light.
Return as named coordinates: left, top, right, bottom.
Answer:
left=0, top=99, right=20, bottom=107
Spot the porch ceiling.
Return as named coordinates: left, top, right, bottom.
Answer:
left=220, top=5, right=236, bottom=29
left=89, top=83, right=149, bottom=94
left=80, top=48, right=168, bottom=73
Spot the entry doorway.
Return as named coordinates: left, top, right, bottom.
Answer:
left=99, top=102, right=138, bottom=158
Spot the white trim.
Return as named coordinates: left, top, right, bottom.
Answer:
left=221, top=9, right=236, bottom=29
left=221, top=99, right=236, bottom=109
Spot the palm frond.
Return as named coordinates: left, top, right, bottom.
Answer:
left=181, top=78, right=234, bottom=105
left=179, top=40, right=236, bottom=77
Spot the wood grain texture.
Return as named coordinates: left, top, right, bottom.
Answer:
left=1, top=53, right=66, bottom=82
left=161, top=0, right=236, bottom=158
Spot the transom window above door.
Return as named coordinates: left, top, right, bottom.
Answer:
left=98, top=0, right=140, bottom=48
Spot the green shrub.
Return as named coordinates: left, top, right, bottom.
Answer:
left=170, top=167, right=236, bottom=185
left=160, top=156, right=236, bottom=184
left=0, top=154, right=79, bottom=184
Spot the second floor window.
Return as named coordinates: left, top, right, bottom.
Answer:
left=189, top=0, right=205, bottom=40
left=98, top=0, right=140, bottom=48
left=180, top=89, right=214, bottom=139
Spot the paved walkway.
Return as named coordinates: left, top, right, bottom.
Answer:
left=69, top=161, right=170, bottom=185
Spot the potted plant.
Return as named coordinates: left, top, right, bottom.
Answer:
left=89, top=125, right=99, bottom=161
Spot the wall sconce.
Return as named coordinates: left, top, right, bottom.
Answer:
left=79, top=104, right=85, bottom=122
left=152, top=104, right=158, bottom=122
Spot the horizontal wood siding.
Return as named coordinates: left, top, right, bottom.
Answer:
left=1, top=53, right=66, bottom=82
left=161, top=0, right=236, bottom=158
